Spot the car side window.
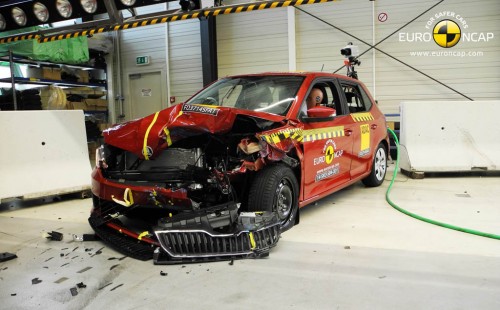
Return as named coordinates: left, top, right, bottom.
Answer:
left=341, top=83, right=369, bottom=113
left=358, top=86, right=373, bottom=111
left=299, top=81, right=345, bottom=118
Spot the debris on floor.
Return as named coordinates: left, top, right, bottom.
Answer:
left=70, top=282, right=86, bottom=296
left=0, top=252, right=17, bottom=262
left=31, top=278, right=42, bottom=285
left=73, top=234, right=100, bottom=242
left=98, top=283, right=113, bottom=290
left=54, top=277, right=69, bottom=284
left=76, top=282, right=87, bottom=288
left=160, top=271, right=168, bottom=276
left=76, top=267, right=92, bottom=273
left=44, top=231, right=64, bottom=241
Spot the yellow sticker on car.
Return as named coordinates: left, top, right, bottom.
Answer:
left=359, top=124, right=370, bottom=157
left=351, top=112, right=374, bottom=122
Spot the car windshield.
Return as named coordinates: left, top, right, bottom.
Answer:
left=186, top=75, right=304, bottom=116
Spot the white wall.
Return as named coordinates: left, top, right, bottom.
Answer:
left=115, top=0, right=500, bottom=118
left=217, top=0, right=500, bottom=116
left=167, top=2, right=203, bottom=104
left=217, top=3, right=290, bottom=76
left=116, top=2, right=204, bottom=119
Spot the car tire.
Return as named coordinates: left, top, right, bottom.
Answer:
left=247, top=164, right=299, bottom=232
left=362, top=143, right=387, bottom=187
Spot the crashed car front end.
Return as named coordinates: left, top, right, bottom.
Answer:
left=89, top=76, right=304, bottom=263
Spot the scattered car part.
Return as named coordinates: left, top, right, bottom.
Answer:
left=0, top=252, right=17, bottom=262
left=45, top=231, right=63, bottom=241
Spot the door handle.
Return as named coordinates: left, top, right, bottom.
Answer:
left=371, top=124, right=378, bottom=130
left=344, top=129, right=353, bottom=136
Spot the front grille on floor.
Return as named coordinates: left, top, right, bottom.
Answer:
left=154, top=224, right=280, bottom=262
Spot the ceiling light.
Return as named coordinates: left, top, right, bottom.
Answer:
left=33, top=2, right=49, bottom=23
left=0, top=14, right=6, bottom=30
left=120, top=0, right=137, bottom=6
left=11, top=7, right=27, bottom=26
left=80, top=0, right=98, bottom=14
left=56, top=0, right=73, bottom=18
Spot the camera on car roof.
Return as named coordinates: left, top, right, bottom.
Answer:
left=340, top=42, right=360, bottom=57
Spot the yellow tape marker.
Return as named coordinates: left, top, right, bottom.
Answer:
left=351, top=112, right=374, bottom=122
left=111, top=188, right=134, bottom=207
left=143, top=112, right=160, bottom=160
left=249, top=232, right=256, bottom=250
left=163, top=128, right=173, bottom=146
left=138, top=231, right=149, bottom=240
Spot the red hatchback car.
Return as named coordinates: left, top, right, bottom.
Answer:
left=90, top=72, right=388, bottom=264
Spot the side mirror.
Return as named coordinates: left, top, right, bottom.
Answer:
left=301, top=106, right=336, bottom=122
left=308, top=106, right=336, bottom=118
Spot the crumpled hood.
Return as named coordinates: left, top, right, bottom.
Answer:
left=103, top=103, right=286, bottom=158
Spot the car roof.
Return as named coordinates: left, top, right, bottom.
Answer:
left=224, top=72, right=358, bottom=82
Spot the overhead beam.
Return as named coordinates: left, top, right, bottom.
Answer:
left=0, top=0, right=337, bottom=44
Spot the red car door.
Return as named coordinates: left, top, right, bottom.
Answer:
left=339, top=81, right=377, bottom=179
left=300, top=81, right=354, bottom=201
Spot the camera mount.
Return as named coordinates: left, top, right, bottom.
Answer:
left=340, top=42, right=360, bottom=80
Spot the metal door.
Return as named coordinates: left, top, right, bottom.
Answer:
left=128, top=71, right=163, bottom=120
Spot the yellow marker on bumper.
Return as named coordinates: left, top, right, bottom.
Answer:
left=249, top=232, right=256, bottom=250
left=111, top=188, right=134, bottom=207
left=138, top=231, right=149, bottom=240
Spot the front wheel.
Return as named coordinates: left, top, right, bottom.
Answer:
left=247, top=164, right=299, bottom=232
left=362, top=143, right=387, bottom=187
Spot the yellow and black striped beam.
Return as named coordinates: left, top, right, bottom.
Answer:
left=0, top=0, right=337, bottom=44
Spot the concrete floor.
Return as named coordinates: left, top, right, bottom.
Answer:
left=1, top=165, right=499, bottom=310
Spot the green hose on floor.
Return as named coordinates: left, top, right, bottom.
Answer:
left=385, top=128, right=500, bottom=240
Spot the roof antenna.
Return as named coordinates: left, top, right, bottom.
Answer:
left=320, top=64, right=324, bottom=72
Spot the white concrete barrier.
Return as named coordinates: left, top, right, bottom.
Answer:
left=0, top=110, right=92, bottom=202
left=399, top=101, right=500, bottom=173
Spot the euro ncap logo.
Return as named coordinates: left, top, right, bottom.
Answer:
left=433, top=19, right=461, bottom=48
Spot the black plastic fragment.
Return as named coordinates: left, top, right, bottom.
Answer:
left=83, top=234, right=100, bottom=241
left=47, top=231, right=63, bottom=241
left=0, top=252, right=17, bottom=262
left=160, top=271, right=168, bottom=276
left=76, top=282, right=87, bottom=288
left=32, top=278, right=42, bottom=285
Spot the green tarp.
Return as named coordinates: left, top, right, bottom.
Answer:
left=0, top=27, right=89, bottom=64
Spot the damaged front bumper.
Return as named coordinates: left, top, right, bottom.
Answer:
left=89, top=200, right=281, bottom=264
